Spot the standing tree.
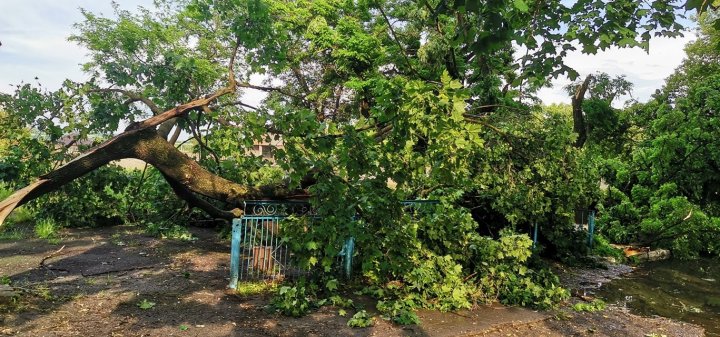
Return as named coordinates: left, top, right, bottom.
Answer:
left=592, top=12, right=720, bottom=258
left=565, top=72, right=634, bottom=147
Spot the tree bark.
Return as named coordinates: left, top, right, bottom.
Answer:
left=0, top=127, right=307, bottom=226
left=0, top=43, right=260, bottom=225
left=162, top=173, right=241, bottom=220
left=572, top=74, right=593, bottom=148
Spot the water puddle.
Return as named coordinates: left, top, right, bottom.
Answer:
left=595, top=258, right=720, bottom=336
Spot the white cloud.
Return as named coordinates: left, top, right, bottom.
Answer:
left=536, top=33, right=697, bottom=107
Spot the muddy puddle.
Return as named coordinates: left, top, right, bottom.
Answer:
left=595, top=258, right=720, bottom=336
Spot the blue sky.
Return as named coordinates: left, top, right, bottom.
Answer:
left=0, top=0, right=697, bottom=106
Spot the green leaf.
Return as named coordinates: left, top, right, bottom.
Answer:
left=684, top=0, right=703, bottom=10
left=137, top=299, right=156, bottom=310
left=440, top=70, right=452, bottom=86
left=326, top=278, right=339, bottom=291
left=513, top=0, right=530, bottom=12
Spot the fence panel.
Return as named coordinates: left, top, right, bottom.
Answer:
left=229, top=200, right=437, bottom=289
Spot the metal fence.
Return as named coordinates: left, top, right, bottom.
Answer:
left=574, top=208, right=597, bottom=248
left=229, top=201, right=357, bottom=288
left=229, top=200, right=438, bottom=289
left=529, top=210, right=599, bottom=251
left=231, top=215, right=289, bottom=282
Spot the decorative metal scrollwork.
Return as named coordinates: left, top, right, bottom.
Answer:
left=242, top=200, right=436, bottom=217
left=243, top=201, right=316, bottom=216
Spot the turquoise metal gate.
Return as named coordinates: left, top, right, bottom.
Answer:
left=229, top=200, right=437, bottom=289
left=229, top=201, right=355, bottom=288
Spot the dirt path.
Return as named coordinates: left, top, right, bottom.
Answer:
left=0, top=226, right=705, bottom=337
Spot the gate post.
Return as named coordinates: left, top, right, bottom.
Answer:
left=229, top=218, right=242, bottom=289
left=587, top=210, right=596, bottom=250
left=343, top=237, right=355, bottom=278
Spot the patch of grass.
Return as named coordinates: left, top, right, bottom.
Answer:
left=235, top=281, right=278, bottom=297
left=137, top=299, right=156, bottom=310
left=1, top=282, right=56, bottom=308
left=573, top=299, right=606, bottom=312
left=0, top=227, right=27, bottom=241
left=110, top=233, right=125, bottom=246
left=0, top=275, right=11, bottom=285
left=70, top=293, right=86, bottom=301
left=553, top=310, right=573, bottom=321
left=0, top=205, right=34, bottom=241
left=145, top=222, right=195, bottom=241
left=347, top=310, right=375, bottom=328
left=37, top=285, right=53, bottom=301
left=34, top=218, right=58, bottom=240
left=7, top=207, right=34, bottom=225
left=29, top=284, right=54, bottom=301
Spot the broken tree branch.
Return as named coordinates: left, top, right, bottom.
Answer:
left=87, top=88, right=162, bottom=115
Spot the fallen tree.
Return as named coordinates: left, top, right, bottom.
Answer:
left=0, top=0, right=700, bottom=230
left=3, top=0, right=716, bottom=317
left=0, top=42, right=306, bottom=224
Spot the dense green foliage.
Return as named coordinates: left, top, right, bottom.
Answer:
left=1, top=0, right=719, bottom=324
left=271, top=284, right=313, bottom=317
left=593, top=15, right=720, bottom=258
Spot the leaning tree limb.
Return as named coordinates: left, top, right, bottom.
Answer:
left=0, top=127, right=307, bottom=226
left=0, top=88, right=241, bottom=225
left=87, top=88, right=163, bottom=115
left=0, top=39, right=314, bottom=226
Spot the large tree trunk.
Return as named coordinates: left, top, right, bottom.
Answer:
left=572, top=75, right=593, bottom=148
left=0, top=127, right=306, bottom=226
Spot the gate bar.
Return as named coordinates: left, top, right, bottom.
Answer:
left=587, top=210, right=596, bottom=249
left=229, top=218, right=241, bottom=289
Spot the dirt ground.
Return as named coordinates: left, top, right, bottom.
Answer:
left=0, top=226, right=705, bottom=337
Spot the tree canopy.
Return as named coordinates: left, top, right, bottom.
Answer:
left=0, top=0, right=704, bottom=222
left=596, top=14, right=720, bottom=257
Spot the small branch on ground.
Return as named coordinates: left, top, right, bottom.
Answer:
left=81, top=265, right=157, bottom=277
left=39, top=245, right=66, bottom=268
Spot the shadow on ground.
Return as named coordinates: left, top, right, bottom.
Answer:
left=1, top=226, right=425, bottom=336
left=0, top=226, right=704, bottom=337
